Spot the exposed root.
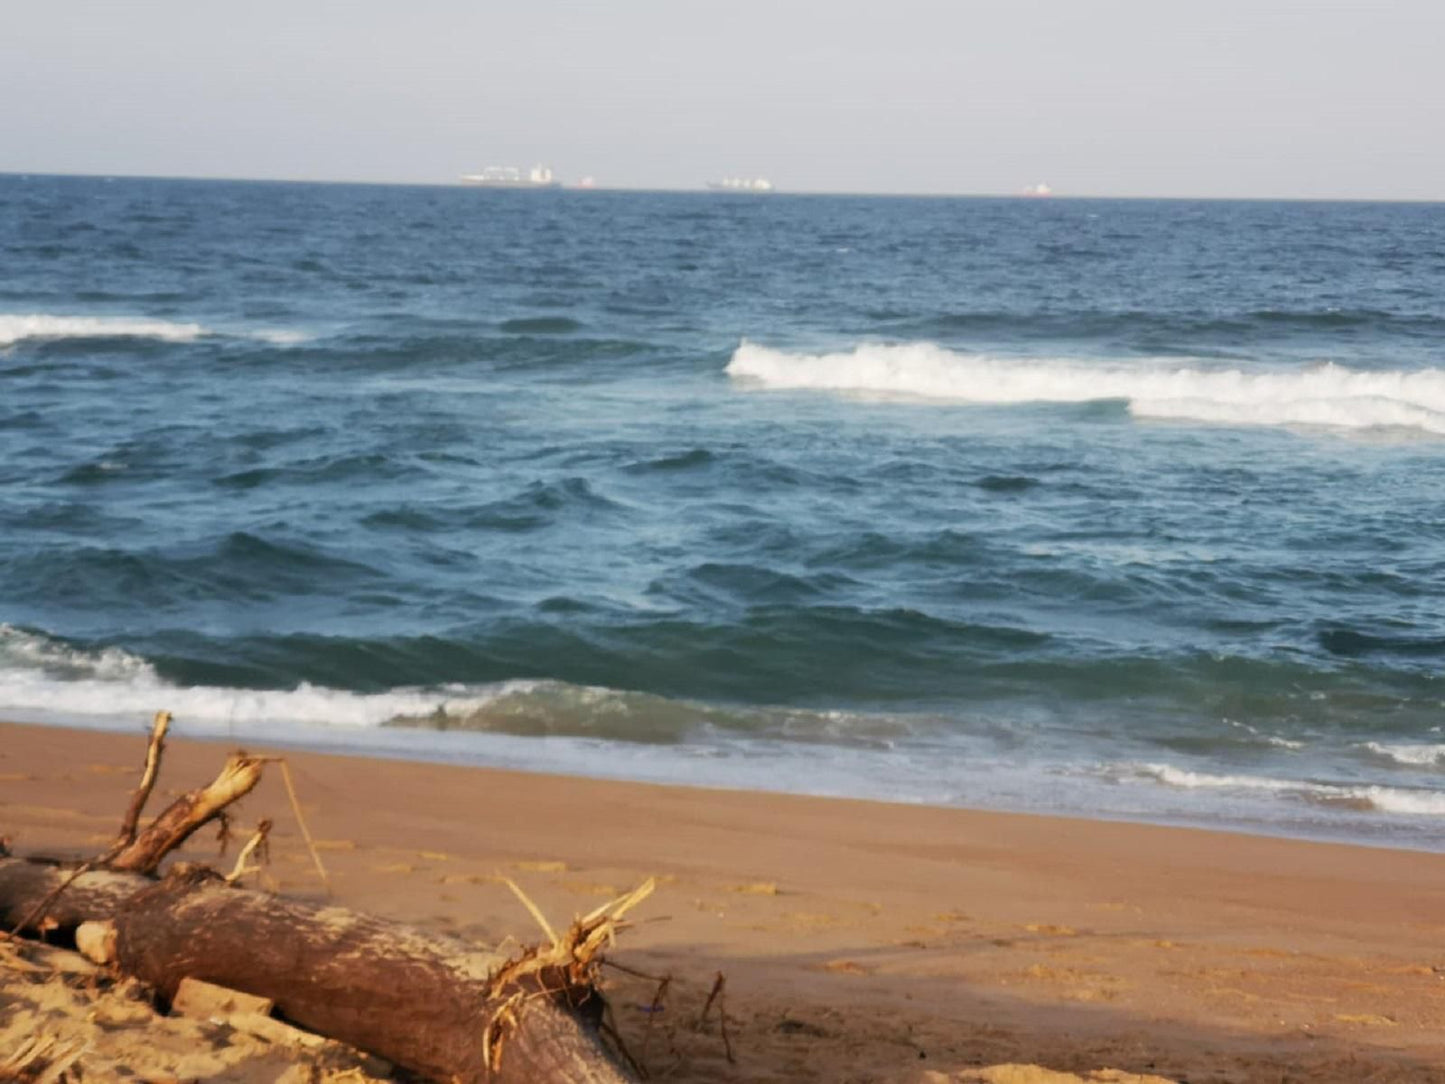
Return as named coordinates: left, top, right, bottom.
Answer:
left=599, top=1006, right=649, bottom=1082
left=695, top=971, right=734, bottom=1064
left=481, top=990, right=526, bottom=1073
left=639, top=974, right=671, bottom=1064
left=225, top=819, right=273, bottom=885
left=484, top=878, right=657, bottom=1073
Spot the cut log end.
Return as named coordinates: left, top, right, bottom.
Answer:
left=75, top=920, right=117, bottom=965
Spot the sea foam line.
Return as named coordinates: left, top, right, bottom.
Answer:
left=0, top=313, right=308, bottom=347
left=727, top=341, right=1445, bottom=434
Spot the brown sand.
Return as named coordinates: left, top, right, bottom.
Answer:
left=2, top=719, right=1443, bottom=1083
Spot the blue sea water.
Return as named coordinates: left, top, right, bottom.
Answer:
left=2, top=174, right=1444, bottom=848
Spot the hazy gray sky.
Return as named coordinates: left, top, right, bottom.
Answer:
left=4, top=1, right=1442, bottom=198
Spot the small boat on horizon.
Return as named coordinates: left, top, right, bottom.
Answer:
left=707, top=177, right=774, bottom=193
left=461, top=165, right=561, bottom=189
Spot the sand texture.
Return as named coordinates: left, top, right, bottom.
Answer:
left=2, top=720, right=1444, bottom=1082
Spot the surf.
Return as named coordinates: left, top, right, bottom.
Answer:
left=727, top=341, right=1445, bottom=435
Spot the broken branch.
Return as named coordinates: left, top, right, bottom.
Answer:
left=112, top=710, right=171, bottom=852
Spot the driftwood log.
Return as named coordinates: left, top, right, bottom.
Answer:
left=1, top=714, right=642, bottom=1083
left=1, top=860, right=636, bottom=1082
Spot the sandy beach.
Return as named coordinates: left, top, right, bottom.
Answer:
left=3, top=719, right=1443, bottom=1082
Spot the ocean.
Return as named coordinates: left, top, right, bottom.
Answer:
left=2, top=174, right=1443, bottom=850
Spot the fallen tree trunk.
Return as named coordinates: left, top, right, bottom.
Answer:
left=0, top=859, right=638, bottom=1083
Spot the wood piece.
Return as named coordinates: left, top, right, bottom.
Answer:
left=112, top=710, right=172, bottom=852
left=109, top=753, right=264, bottom=874
left=172, top=976, right=274, bottom=1019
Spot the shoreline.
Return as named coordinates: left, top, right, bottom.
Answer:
left=11, top=709, right=1443, bottom=858
left=4, top=718, right=1444, bottom=1081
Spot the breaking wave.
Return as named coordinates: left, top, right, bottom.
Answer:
left=0, top=625, right=912, bottom=747
left=1129, top=762, right=1445, bottom=816
left=1361, top=741, right=1445, bottom=768
left=727, top=341, right=1445, bottom=435
left=0, top=624, right=488, bottom=729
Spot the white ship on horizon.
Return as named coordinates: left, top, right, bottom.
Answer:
left=461, top=164, right=561, bottom=188
left=707, top=176, right=774, bottom=193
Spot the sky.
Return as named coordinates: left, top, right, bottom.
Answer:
left=3, top=0, right=1442, bottom=199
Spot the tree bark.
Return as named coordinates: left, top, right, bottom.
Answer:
left=0, top=858, right=150, bottom=932
left=0, top=860, right=635, bottom=1083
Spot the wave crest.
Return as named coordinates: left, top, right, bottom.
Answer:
left=726, top=341, right=1445, bottom=435
left=1362, top=741, right=1445, bottom=768
left=0, top=624, right=155, bottom=682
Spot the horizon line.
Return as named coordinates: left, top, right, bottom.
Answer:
left=2, top=169, right=1442, bottom=205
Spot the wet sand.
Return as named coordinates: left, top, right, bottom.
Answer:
left=3, top=719, right=1443, bottom=1082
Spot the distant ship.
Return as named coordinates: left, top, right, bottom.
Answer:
left=1020, top=182, right=1053, bottom=198
left=707, top=177, right=774, bottom=193
left=461, top=164, right=561, bottom=188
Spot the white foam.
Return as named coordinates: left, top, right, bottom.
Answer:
left=0, top=314, right=206, bottom=345
left=1362, top=742, right=1445, bottom=767
left=0, top=625, right=498, bottom=729
left=1226, top=718, right=1304, bottom=750
left=0, top=313, right=309, bottom=347
left=1264, top=736, right=1305, bottom=750
left=1141, top=763, right=1297, bottom=791
left=249, top=328, right=312, bottom=345
left=1134, top=761, right=1445, bottom=816
left=727, top=341, right=1445, bottom=435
